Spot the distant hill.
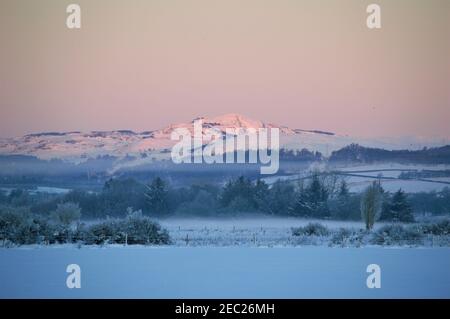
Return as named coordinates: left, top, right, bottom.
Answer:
left=329, top=144, right=450, bottom=164
left=1, top=113, right=447, bottom=163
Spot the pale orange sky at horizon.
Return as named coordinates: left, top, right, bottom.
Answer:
left=0, top=0, right=449, bottom=138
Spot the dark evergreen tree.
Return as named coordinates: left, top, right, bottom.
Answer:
left=101, top=178, right=147, bottom=217
left=330, top=180, right=352, bottom=219
left=382, top=189, right=414, bottom=222
left=290, top=189, right=311, bottom=217
left=145, top=177, right=170, bottom=215
left=253, top=179, right=270, bottom=212
left=220, top=176, right=257, bottom=212
left=265, top=180, right=296, bottom=215
left=290, top=174, right=330, bottom=218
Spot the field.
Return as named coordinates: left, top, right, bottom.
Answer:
left=0, top=246, right=449, bottom=298
left=1, top=217, right=450, bottom=298
left=159, top=217, right=375, bottom=247
left=262, top=163, right=450, bottom=193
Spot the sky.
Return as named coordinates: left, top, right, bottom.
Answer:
left=0, top=0, right=449, bottom=138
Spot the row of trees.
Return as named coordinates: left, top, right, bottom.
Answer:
left=1, top=175, right=447, bottom=221
left=330, top=143, right=450, bottom=164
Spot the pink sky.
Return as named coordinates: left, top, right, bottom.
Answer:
left=0, top=0, right=449, bottom=138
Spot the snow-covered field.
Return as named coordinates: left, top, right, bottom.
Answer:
left=338, top=164, right=450, bottom=192
left=0, top=246, right=449, bottom=298
left=263, top=163, right=450, bottom=193
left=1, top=218, right=449, bottom=298
left=337, top=163, right=450, bottom=172
left=158, top=217, right=371, bottom=247
left=345, top=176, right=450, bottom=193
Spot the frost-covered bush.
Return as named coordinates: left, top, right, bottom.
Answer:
left=0, top=208, right=26, bottom=244
left=330, top=228, right=352, bottom=245
left=292, top=222, right=329, bottom=237
left=49, top=202, right=81, bottom=244
left=371, top=224, right=423, bottom=246
left=71, top=222, right=87, bottom=243
left=83, top=220, right=124, bottom=245
left=0, top=208, right=59, bottom=245
left=0, top=207, right=170, bottom=246
left=420, top=219, right=450, bottom=236
left=15, top=216, right=58, bottom=245
left=330, top=228, right=366, bottom=247
left=81, top=211, right=170, bottom=245
left=123, top=210, right=170, bottom=245
left=290, top=234, right=323, bottom=246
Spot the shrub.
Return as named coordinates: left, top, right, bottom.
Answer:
left=0, top=207, right=170, bottom=246
left=331, top=228, right=355, bottom=245
left=123, top=211, right=170, bottom=244
left=420, top=219, right=450, bottom=236
left=16, top=216, right=59, bottom=245
left=0, top=208, right=59, bottom=245
left=0, top=207, right=30, bottom=244
left=83, top=210, right=170, bottom=245
left=83, top=220, right=124, bottom=245
left=330, top=228, right=367, bottom=247
left=292, top=222, right=329, bottom=237
left=371, top=224, right=423, bottom=245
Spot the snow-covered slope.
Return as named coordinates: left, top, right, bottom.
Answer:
left=0, top=113, right=447, bottom=162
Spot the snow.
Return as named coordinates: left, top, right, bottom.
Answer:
left=159, top=217, right=367, bottom=229
left=1, top=217, right=449, bottom=297
left=0, top=186, right=72, bottom=195
left=337, top=163, right=450, bottom=172
left=1, top=113, right=447, bottom=162
left=262, top=163, right=450, bottom=193
left=158, top=217, right=368, bottom=247
left=0, top=246, right=449, bottom=298
left=345, top=176, right=450, bottom=193
left=34, top=186, right=71, bottom=194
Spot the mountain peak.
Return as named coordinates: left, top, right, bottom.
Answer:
left=2, top=113, right=442, bottom=162
left=201, top=113, right=264, bottom=129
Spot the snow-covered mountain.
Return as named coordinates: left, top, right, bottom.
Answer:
left=0, top=113, right=447, bottom=163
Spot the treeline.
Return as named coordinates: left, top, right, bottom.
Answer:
left=399, top=170, right=450, bottom=179
left=0, top=205, right=169, bottom=246
left=279, top=148, right=323, bottom=162
left=1, top=175, right=449, bottom=220
left=330, top=144, right=450, bottom=164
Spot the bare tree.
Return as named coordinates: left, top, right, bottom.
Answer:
left=360, top=181, right=383, bottom=230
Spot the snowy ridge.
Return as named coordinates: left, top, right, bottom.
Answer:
left=0, top=113, right=447, bottom=162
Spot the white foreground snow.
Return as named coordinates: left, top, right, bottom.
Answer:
left=0, top=246, right=449, bottom=298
